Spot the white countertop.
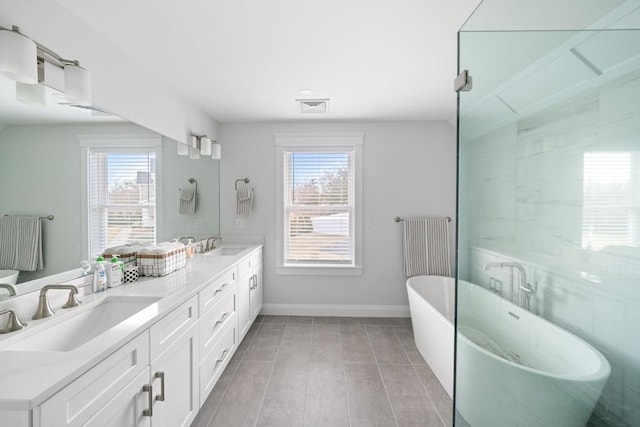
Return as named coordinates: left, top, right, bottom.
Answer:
left=0, top=244, right=262, bottom=411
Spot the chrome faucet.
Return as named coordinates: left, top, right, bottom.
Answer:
left=0, top=308, right=27, bottom=333
left=483, top=261, right=535, bottom=310
left=32, top=284, right=82, bottom=320
left=0, top=283, right=17, bottom=297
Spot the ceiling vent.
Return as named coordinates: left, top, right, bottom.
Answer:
left=297, top=98, right=329, bottom=114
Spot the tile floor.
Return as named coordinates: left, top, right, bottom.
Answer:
left=191, top=315, right=452, bottom=427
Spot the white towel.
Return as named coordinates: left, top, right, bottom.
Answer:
left=179, top=188, right=196, bottom=215
left=403, top=217, right=451, bottom=277
left=236, top=185, right=254, bottom=215
left=0, top=216, right=43, bottom=271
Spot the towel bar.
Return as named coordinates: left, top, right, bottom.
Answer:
left=395, top=216, right=451, bottom=223
left=3, top=214, right=53, bottom=221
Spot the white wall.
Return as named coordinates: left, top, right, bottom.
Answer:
left=0, top=2, right=217, bottom=143
left=219, top=121, right=456, bottom=316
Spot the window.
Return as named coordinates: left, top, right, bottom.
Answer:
left=276, top=133, right=363, bottom=275
left=81, top=137, right=161, bottom=258
left=582, top=151, right=639, bottom=250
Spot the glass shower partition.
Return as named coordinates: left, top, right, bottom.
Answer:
left=455, top=1, right=640, bottom=426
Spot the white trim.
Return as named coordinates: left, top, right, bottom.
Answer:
left=275, top=132, right=364, bottom=275
left=260, top=303, right=410, bottom=318
left=275, top=266, right=363, bottom=276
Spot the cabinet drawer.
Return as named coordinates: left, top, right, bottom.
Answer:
left=237, top=249, right=262, bottom=275
left=199, top=267, right=236, bottom=315
left=39, top=332, right=149, bottom=427
left=199, top=313, right=237, bottom=404
left=150, top=295, right=198, bottom=361
left=199, top=290, right=235, bottom=359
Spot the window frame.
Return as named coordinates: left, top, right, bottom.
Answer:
left=80, top=135, right=163, bottom=260
left=275, top=133, right=364, bottom=276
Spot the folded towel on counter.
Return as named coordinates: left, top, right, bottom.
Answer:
left=179, top=188, right=196, bottom=215
left=236, top=185, right=254, bottom=215
left=0, top=215, right=43, bottom=271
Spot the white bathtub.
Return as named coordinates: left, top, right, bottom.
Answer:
left=406, top=275, right=611, bottom=427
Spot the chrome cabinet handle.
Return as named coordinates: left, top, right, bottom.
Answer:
left=215, top=312, right=229, bottom=325
left=143, top=384, right=153, bottom=417
left=216, top=348, right=229, bottom=363
left=249, top=275, right=254, bottom=290
left=155, top=371, right=165, bottom=402
left=253, top=274, right=258, bottom=289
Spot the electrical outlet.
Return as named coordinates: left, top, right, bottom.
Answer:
left=236, top=218, right=246, bottom=229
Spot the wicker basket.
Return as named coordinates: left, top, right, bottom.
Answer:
left=137, top=243, right=186, bottom=277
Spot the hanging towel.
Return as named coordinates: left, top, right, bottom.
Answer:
left=236, top=185, right=254, bottom=215
left=403, top=217, right=451, bottom=277
left=0, top=216, right=43, bottom=271
left=179, top=188, right=196, bottom=215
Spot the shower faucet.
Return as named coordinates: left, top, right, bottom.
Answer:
left=483, top=261, right=535, bottom=310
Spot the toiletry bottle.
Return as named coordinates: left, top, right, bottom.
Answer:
left=93, top=255, right=107, bottom=293
left=107, top=255, right=125, bottom=287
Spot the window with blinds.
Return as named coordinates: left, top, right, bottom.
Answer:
left=582, top=151, right=639, bottom=250
left=284, top=149, right=355, bottom=265
left=87, top=149, right=157, bottom=257
left=276, top=133, right=363, bottom=273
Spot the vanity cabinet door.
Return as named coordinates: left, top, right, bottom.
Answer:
left=39, top=332, right=150, bottom=427
left=149, top=322, right=199, bottom=427
left=83, top=367, right=151, bottom=427
left=237, top=268, right=252, bottom=340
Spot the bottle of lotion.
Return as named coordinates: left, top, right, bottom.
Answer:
left=93, top=255, right=107, bottom=293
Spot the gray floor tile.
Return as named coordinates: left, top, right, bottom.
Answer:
left=304, top=362, right=350, bottom=427
left=194, top=316, right=454, bottom=427
left=344, top=363, right=396, bottom=426
left=367, top=325, right=411, bottom=364
left=256, top=360, right=308, bottom=427
left=208, top=360, right=274, bottom=427
left=244, top=323, right=286, bottom=361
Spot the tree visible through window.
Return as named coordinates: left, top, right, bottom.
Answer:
left=285, top=151, right=354, bottom=264
left=88, top=150, right=157, bottom=257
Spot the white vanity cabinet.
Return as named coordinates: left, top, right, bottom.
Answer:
left=6, top=246, right=263, bottom=427
left=38, top=332, right=151, bottom=427
left=198, top=267, right=238, bottom=405
left=237, top=249, right=263, bottom=340
left=148, top=296, right=199, bottom=427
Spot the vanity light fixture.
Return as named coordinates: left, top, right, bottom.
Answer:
left=189, top=135, right=200, bottom=159
left=0, top=26, right=38, bottom=84
left=211, top=141, right=221, bottom=160
left=0, top=24, right=92, bottom=106
left=177, top=140, right=189, bottom=156
left=64, top=62, right=91, bottom=106
left=200, top=136, right=212, bottom=156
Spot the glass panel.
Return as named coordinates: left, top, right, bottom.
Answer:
left=456, top=2, right=640, bottom=426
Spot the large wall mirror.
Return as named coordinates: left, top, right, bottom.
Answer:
left=0, top=76, right=220, bottom=297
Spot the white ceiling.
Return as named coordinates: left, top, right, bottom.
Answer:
left=54, top=0, right=481, bottom=123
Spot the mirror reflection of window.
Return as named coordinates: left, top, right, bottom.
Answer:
left=582, top=151, right=639, bottom=250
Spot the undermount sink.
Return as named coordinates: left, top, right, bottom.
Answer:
left=206, top=247, right=247, bottom=256
left=5, top=296, right=160, bottom=352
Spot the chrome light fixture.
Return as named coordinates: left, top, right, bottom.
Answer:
left=187, top=135, right=220, bottom=160
left=0, top=24, right=92, bottom=106
left=200, top=136, right=212, bottom=156
left=0, top=26, right=37, bottom=84
left=189, top=135, right=200, bottom=159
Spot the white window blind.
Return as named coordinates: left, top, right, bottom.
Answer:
left=582, top=151, right=639, bottom=250
left=284, top=148, right=355, bottom=265
left=88, top=149, right=157, bottom=257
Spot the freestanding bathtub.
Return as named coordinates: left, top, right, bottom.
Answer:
left=407, top=275, right=611, bottom=427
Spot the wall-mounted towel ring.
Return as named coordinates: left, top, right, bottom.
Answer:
left=188, top=177, right=197, bottom=194
left=235, top=177, right=250, bottom=190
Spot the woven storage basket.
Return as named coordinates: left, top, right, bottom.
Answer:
left=137, top=244, right=186, bottom=277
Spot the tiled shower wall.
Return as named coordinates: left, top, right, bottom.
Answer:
left=459, top=71, right=640, bottom=426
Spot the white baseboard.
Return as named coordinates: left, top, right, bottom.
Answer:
left=260, top=303, right=410, bottom=318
